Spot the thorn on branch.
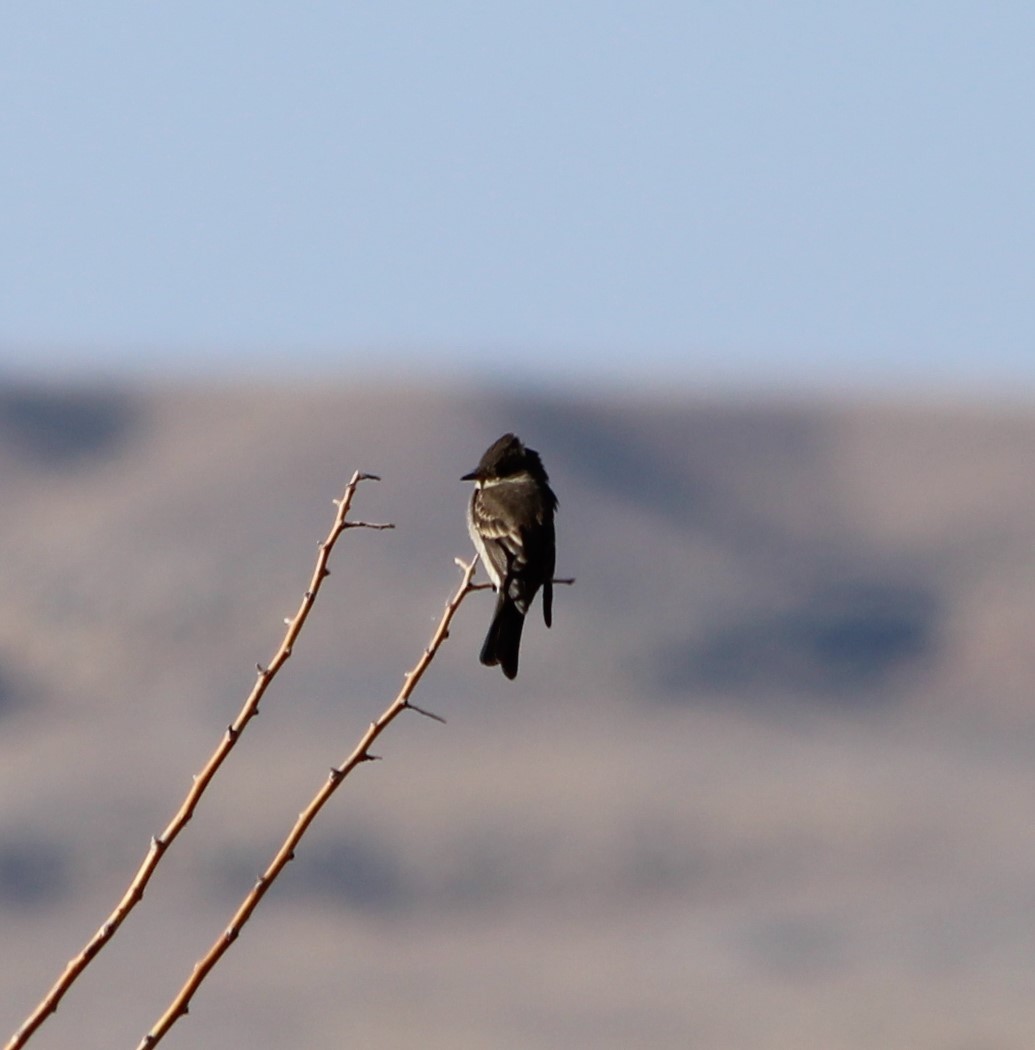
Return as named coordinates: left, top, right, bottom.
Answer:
left=405, top=701, right=447, bottom=725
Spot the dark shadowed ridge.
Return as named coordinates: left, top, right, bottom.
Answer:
left=0, top=835, right=69, bottom=908
left=657, top=580, right=940, bottom=705
left=0, top=385, right=138, bottom=467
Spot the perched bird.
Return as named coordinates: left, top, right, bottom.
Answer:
left=462, top=433, right=558, bottom=679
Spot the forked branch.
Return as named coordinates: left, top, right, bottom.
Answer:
left=135, top=556, right=481, bottom=1049
left=5, top=471, right=388, bottom=1050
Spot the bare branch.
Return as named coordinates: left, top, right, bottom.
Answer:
left=135, top=557, right=480, bottom=1049
left=5, top=471, right=385, bottom=1050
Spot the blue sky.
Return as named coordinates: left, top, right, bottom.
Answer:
left=2, top=3, right=1033, bottom=392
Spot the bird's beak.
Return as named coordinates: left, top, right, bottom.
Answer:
left=461, top=470, right=480, bottom=482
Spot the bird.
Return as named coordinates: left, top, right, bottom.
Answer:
left=462, top=433, right=558, bottom=679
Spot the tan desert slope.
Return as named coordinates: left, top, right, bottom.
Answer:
left=3, top=383, right=1035, bottom=1049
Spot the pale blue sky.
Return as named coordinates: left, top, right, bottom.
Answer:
left=2, top=3, right=1033, bottom=392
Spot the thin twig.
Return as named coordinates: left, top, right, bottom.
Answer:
left=135, top=556, right=480, bottom=1049
left=5, top=471, right=387, bottom=1050
left=467, top=576, right=575, bottom=592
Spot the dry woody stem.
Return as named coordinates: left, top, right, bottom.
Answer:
left=5, top=471, right=389, bottom=1050
left=135, top=555, right=481, bottom=1049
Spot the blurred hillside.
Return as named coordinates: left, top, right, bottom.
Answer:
left=3, top=382, right=1035, bottom=1049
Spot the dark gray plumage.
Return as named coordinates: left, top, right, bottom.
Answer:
left=462, top=434, right=557, bottom=679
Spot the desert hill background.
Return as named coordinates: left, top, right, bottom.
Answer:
left=3, top=382, right=1035, bottom=1048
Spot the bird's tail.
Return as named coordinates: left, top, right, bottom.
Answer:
left=480, top=596, right=526, bottom=680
